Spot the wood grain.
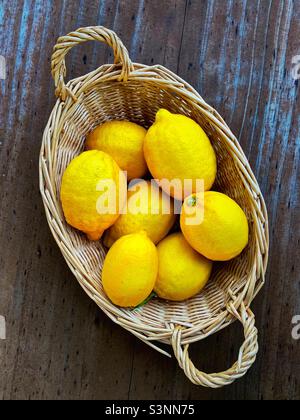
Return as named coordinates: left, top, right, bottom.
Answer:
left=0, top=0, right=299, bottom=400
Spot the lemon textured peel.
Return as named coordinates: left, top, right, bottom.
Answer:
left=103, top=180, right=176, bottom=247
left=102, top=231, right=158, bottom=308
left=60, top=150, right=126, bottom=241
left=143, top=109, right=217, bottom=200
left=180, top=191, right=249, bottom=261
left=154, top=232, right=213, bottom=301
left=86, top=120, right=147, bottom=180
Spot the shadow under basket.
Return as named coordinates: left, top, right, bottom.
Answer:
left=39, top=26, right=269, bottom=388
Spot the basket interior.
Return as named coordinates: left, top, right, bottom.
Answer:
left=54, top=80, right=256, bottom=329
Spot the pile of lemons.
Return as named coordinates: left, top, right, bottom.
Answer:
left=61, top=109, right=249, bottom=307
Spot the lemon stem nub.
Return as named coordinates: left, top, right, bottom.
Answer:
left=86, top=231, right=104, bottom=241
left=187, top=195, right=198, bottom=207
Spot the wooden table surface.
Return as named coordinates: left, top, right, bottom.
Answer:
left=0, top=0, right=299, bottom=400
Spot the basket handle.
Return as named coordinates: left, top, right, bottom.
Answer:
left=171, top=302, right=258, bottom=388
left=51, top=26, right=133, bottom=101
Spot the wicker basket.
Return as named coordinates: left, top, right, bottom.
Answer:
left=39, top=26, right=269, bottom=388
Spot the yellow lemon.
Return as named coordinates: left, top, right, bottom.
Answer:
left=154, top=233, right=212, bottom=301
left=103, top=180, right=176, bottom=247
left=60, top=150, right=126, bottom=241
left=144, top=109, right=217, bottom=200
left=102, top=232, right=158, bottom=307
left=86, top=120, right=147, bottom=180
left=180, top=191, right=249, bottom=261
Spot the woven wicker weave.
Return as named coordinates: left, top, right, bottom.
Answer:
left=39, top=26, right=269, bottom=388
